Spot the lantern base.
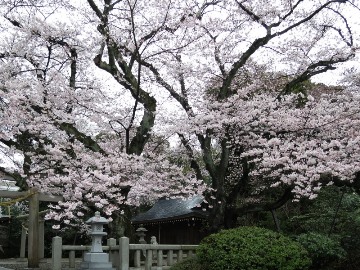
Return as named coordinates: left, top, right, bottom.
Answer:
left=79, top=252, right=115, bottom=270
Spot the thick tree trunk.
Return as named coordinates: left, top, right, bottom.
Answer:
left=224, top=206, right=238, bottom=229
left=208, top=200, right=226, bottom=233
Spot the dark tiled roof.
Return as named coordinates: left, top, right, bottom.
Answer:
left=132, top=196, right=208, bottom=224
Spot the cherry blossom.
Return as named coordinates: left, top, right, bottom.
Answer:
left=0, top=0, right=359, bottom=230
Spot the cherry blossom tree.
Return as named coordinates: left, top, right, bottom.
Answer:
left=0, top=0, right=359, bottom=231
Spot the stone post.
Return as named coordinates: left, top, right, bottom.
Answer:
left=38, top=219, right=45, bottom=259
left=167, top=250, right=173, bottom=266
left=107, top=238, right=117, bottom=267
left=69, top=250, right=76, bottom=268
left=28, top=190, right=39, bottom=268
left=79, top=211, right=115, bottom=270
left=52, top=236, right=62, bottom=270
left=119, top=237, right=129, bottom=270
left=20, top=224, right=27, bottom=260
left=145, top=249, right=153, bottom=270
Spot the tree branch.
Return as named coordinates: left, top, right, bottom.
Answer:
left=235, top=186, right=294, bottom=215
left=178, top=133, right=203, bottom=180
left=282, top=53, right=354, bottom=95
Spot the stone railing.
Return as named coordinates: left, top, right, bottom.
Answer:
left=52, top=236, right=197, bottom=270
left=128, top=240, right=197, bottom=270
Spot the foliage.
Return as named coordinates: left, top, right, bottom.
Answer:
left=197, top=226, right=311, bottom=270
left=288, top=187, right=360, bottom=233
left=286, top=186, right=360, bottom=269
left=296, top=232, right=346, bottom=269
left=1, top=201, right=27, bottom=258
left=169, top=257, right=204, bottom=270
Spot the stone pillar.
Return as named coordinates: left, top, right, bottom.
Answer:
left=79, top=211, right=115, bottom=270
left=20, top=224, right=27, bottom=259
left=145, top=249, right=153, bottom=270
left=107, top=238, right=117, bottom=268
left=52, top=236, right=62, bottom=270
left=119, top=237, right=129, bottom=270
left=38, top=219, right=45, bottom=259
left=28, top=190, right=39, bottom=268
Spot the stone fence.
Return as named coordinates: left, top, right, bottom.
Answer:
left=52, top=236, right=198, bottom=270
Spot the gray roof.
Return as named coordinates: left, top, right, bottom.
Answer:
left=132, top=196, right=208, bottom=224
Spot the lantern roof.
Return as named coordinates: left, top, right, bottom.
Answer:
left=86, top=211, right=109, bottom=224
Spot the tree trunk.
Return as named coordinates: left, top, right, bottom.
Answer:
left=208, top=201, right=226, bottom=233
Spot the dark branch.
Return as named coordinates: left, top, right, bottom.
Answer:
left=282, top=53, right=354, bottom=95
left=178, top=133, right=204, bottom=180
left=235, top=186, right=294, bottom=215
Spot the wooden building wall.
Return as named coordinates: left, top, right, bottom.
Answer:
left=141, top=219, right=207, bottom=245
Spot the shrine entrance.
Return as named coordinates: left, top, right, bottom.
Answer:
left=0, top=188, right=62, bottom=268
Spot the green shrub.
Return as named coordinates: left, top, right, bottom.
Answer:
left=197, top=226, right=311, bottom=270
left=169, top=256, right=204, bottom=270
left=296, top=232, right=346, bottom=269
left=285, top=186, right=360, bottom=269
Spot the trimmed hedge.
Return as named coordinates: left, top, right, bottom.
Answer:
left=197, top=226, right=311, bottom=270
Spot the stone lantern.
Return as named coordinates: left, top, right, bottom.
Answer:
left=79, top=211, right=115, bottom=270
left=136, top=225, right=147, bottom=244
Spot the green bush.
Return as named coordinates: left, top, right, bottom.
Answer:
left=169, top=256, right=204, bottom=270
left=285, top=186, right=360, bottom=269
left=197, top=226, right=311, bottom=270
left=296, top=232, right=346, bottom=269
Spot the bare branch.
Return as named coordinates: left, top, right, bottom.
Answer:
left=219, top=0, right=351, bottom=100
left=236, top=0, right=270, bottom=31
left=282, top=53, right=354, bottom=95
